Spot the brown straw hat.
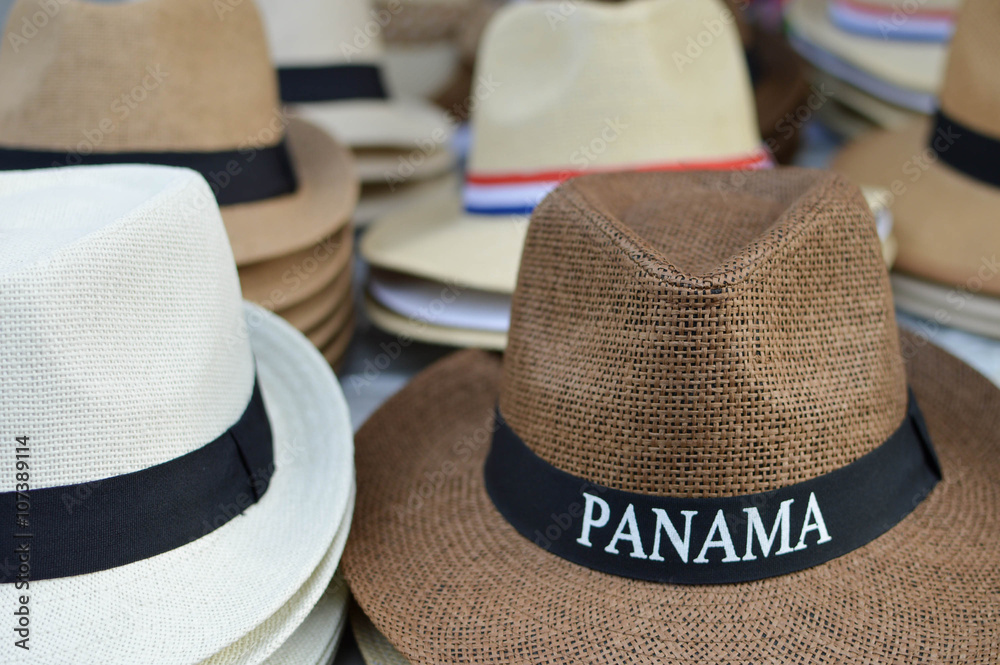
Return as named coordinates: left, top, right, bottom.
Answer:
left=833, top=0, right=1000, bottom=337
left=0, top=0, right=357, bottom=266
left=343, top=168, right=1000, bottom=663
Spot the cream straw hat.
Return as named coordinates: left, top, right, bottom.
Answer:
left=257, top=0, right=456, bottom=184
left=362, top=0, right=770, bottom=295
left=0, top=165, right=354, bottom=664
left=0, top=0, right=358, bottom=266
left=786, top=0, right=948, bottom=113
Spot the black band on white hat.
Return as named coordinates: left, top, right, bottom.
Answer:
left=278, top=64, right=389, bottom=103
left=0, top=142, right=298, bottom=206
left=485, top=390, right=941, bottom=585
left=0, top=378, right=274, bottom=583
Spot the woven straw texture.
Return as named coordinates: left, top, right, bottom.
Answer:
left=343, top=169, right=999, bottom=663
left=352, top=605, right=409, bottom=665
left=0, top=0, right=358, bottom=265
left=0, top=166, right=354, bottom=664
left=832, top=0, right=1000, bottom=301
left=258, top=576, right=349, bottom=665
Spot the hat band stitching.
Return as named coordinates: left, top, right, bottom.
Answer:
left=0, top=142, right=298, bottom=207
left=0, top=377, right=274, bottom=583
left=930, top=111, right=1000, bottom=189
left=462, top=149, right=774, bottom=216
left=484, top=390, right=941, bottom=585
left=278, top=64, right=389, bottom=104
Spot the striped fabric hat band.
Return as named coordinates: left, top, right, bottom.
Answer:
left=828, top=0, right=956, bottom=42
left=463, top=148, right=774, bottom=216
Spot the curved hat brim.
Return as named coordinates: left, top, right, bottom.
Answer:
left=342, top=333, right=1000, bottom=663
left=354, top=172, right=459, bottom=228
left=223, top=119, right=358, bottom=265
left=292, top=97, right=455, bottom=152
left=355, top=146, right=457, bottom=185
left=351, top=605, right=409, bottom=665
left=833, top=118, right=1000, bottom=304
left=28, top=304, right=354, bottom=664
left=252, top=576, right=351, bottom=665
left=278, top=261, right=354, bottom=333
left=364, top=294, right=507, bottom=350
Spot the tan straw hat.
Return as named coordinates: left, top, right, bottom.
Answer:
left=362, top=0, right=771, bottom=295
left=786, top=0, right=948, bottom=112
left=343, top=168, right=999, bottom=663
left=833, top=0, right=1000, bottom=337
left=0, top=164, right=354, bottom=664
left=256, top=0, right=456, bottom=180
left=0, top=0, right=357, bottom=266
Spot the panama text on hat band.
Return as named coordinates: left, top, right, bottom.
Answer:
left=485, top=391, right=942, bottom=585
left=462, top=148, right=774, bottom=215
left=0, top=378, right=274, bottom=584
left=829, top=0, right=955, bottom=42
left=930, top=111, right=1000, bottom=189
left=0, top=143, right=297, bottom=206
left=278, top=64, right=389, bottom=104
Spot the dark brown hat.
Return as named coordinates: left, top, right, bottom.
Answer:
left=343, top=168, right=1000, bottom=663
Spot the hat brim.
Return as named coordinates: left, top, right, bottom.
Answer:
left=254, top=577, right=350, bottom=665
left=321, top=314, right=357, bottom=370
left=364, top=294, right=507, bottom=350
left=360, top=192, right=527, bottom=293
left=786, top=0, right=944, bottom=107
left=307, top=295, right=355, bottom=349
left=892, top=274, right=1000, bottom=339
left=31, top=303, right=354, bottom=664
left=292, top=98, right=454, bottom=151
left=223, top=119, right=358, bottom=265
left=355, top=146, right=457, bottom=185
left=832, top=118, right=1000, bottom=300
left=354, top=172, right=460, bottom=228
left=278, top=260, right=353, bottom=333
left=351, top=605, right=409, bottom=665
left=240, top=225, right=352, bottom=310
left=342, top=333, right=1000, bottom=663
left=200, top=496, right=353, bottom=665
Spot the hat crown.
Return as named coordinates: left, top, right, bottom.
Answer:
left=258, top=0, right=385, bottom=66
left=500, top=169, right=908, bottom=498
left=467, top=0, right=761, bottom=175
left=0, top=165, right=254, bottom=492
left=0, top=0, right=281, bottom=152
left=938, top=0, right=1000, bottom=136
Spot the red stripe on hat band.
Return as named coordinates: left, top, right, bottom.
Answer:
left=465, top=150, right=773, bottom=186
left=831, top=0, right=954, bottom=20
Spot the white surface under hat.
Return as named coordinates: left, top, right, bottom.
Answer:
left=0, top=165, right=354, bottom=664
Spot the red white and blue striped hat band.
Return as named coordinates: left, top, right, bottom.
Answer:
left=829, top=0, right=957, bottom=42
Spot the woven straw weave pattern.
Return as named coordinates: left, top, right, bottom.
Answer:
left=500, top=169, right=908, bottom=496
left=0, top=166, right=253, bottom=491
left=0, top=0, right=279, bottom=150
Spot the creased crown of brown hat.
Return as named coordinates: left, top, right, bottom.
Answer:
left=499, top=169, right=907, bottom=496
left=0, top=0, right=277, bottom=151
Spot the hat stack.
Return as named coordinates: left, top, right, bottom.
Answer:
left=343, top=167, right=1000, bottom=663
left=360, top=0, right=895, bottom=350
left=0, top=0, right=359, bottom=367
left=785, top=0, right=958, bottom=136
left=0, top=164, right=355, bottom=663
left=833, top=0, right=1000, bottom=339
left=257, top=0, right=459, bottom=228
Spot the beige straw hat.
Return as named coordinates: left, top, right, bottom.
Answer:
left=280, top=263, right=354, bottom=333
left=833, top=0, right=1000, bottom=337
left=344, top=168, right=999, bottom=663
left=0, top=165, right=354, bottom=664
left=256, top=0, right=456, bottom=182
left=786, top=0, right=948, bottom=112
left=362, top=0, right=770, bottom=295
left=0, top=0, right=357, bottom=267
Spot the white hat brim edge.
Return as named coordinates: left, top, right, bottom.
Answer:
left=28, top=303, right=354, bottom=664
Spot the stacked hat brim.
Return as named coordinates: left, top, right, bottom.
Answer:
left=786, top=0, right=948, bottom=114
left=343, top=338, right=1000, bottom=662
left=833, top=118, right=1000, bottom=337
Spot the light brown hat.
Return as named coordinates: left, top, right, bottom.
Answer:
left=833, top=0, right=1000, bottom=337
left=343, top=168, right=1000, bottom=663
left=0, top=0, right=357, bottom=265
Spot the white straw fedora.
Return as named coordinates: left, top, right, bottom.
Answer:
left=257, top=0, right=456, bottom=184
left=0, top=165, right=354, bottom=664
left=786, top=0, right=948, bottom=113
left=255, top=577, right=351, bottom=665
left=362, top=0, right=771, bottom=296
